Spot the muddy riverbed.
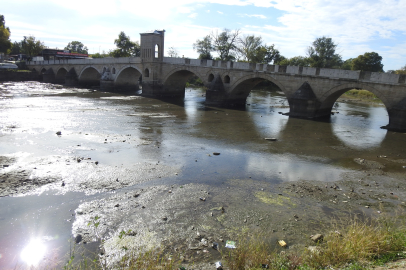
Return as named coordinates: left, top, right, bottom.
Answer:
left=1, top=81, right=406, bottom=269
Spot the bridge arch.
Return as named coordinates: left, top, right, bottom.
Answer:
left=114, top=65, right=142, bottom=91
left=78, top=66, right=101, bottom=87
left=163, top=67, right=206, bottom=97
left=224, top=73, right=288, bottom=106
left=40, top=67, right=47, bottom=74
left=318, top=82, right=390, bottom=115
left=55, top=67, right=68, bottom=84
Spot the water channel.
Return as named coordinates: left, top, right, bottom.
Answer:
left=0, top=82, right=405, bottom=269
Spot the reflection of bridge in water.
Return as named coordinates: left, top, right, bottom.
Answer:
left=27, top=29, right=406, bottom=131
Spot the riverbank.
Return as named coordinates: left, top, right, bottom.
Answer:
left=0, top=69, right=41, bottom=82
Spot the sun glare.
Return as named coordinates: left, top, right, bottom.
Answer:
left=20, top=238, right=47, bottom=266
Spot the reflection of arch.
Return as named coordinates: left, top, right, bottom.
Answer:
left=224, top=75, right=230, bottom=84
left=144, top=68, right=150, bottom=77
left=55, top=67, right=68, bottom=83
left=78, top=66, right=101, bottom=86
left=208, top=73, right=214, bottom=82
left=114, top=66, right=142, bottom=91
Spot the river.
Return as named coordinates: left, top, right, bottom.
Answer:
left=0, top=81, right=405, bottom=269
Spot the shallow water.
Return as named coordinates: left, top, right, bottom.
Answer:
left=0, top=82, right=404, bottom=268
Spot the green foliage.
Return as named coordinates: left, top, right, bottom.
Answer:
left=65, top=41, right=88, bottom=54
left=237, top=35, right=281, bottom=64
left=279, top=56, right=311, bottom=67
left=307, top=36, right=342, bottom=68
left=9, top=41, right=23, bottom=55
left=237, top=34, right=262, bottom=62
left=111, top=31, right=140, bottom=57
left=341, top=58, right=354, bottom=70
left=211, top=28, right=240, bottom=61
left=0, top=15, right=11, bottom=53
left=352, top=52, right=384, bottom=72
left=394, top=65, right=406, bottom=75
left=21, top=35, right=45, bottom=57
left=193, top=35, right=214, bottom=60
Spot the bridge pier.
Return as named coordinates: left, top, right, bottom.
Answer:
left=205, top=75, right=229, bottom=106
left=65, top=68, right=78, bottom=86
left=385, top=98, right=406, bottom=132
left=42, top=69, right=55, bottom=83
left=142, top=81, right=185, bottom=98
left=288, top=82, right=328, bottom=118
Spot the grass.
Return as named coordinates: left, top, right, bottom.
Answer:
left=18, top=215, right=406, bottom=269
left=220, top=214, right=406, bottom=270
left=342, top=89, right=381, bottom=102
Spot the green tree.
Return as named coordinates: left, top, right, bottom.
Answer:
left=211, top=29, right=240, bottom=61
left=21, top=36, right=45, bottom=57
left=307, top=36, right=342, bottom=68
left=65, top=41, right=88, bottom=54
left=351, top=52, right=384, bottom=72
left=111, top=31, right=140, bottom=57
left=394, top=65, right=406, bottom=75
left=193, top=35, right=214, bottom=60
left=237, top=35, right=263, bottom=62
left=278, top=56, right=311, bottom=66
left=0, top=15, right=12, bottom=53
left=341, top=58, right=354, bottom=70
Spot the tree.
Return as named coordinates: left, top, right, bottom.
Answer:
left=167, top=46, right=179, bottom=57
left=394, top=65, right=406, bottom=75
left=0, top=15, right=12, bottom=53
left=341, top=58, right=354, bottom=70
left=307, top=36, right=342, bottom=68
left=351, top=52, right=384, bottom=72
left=111, top=31, right=140, bottom=57
left=65, top=41, right=88, bottom=54
left=278, top=56, right=311, bottom=66
left=211, top=29, right=240, bottom=61
left=193, top=35, right=214, bottom=60
left=21, top=36, right=45, bottom=57
left=237, top=35, right=262, bottom=62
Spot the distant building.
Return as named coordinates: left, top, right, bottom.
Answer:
left=39, top=49, right=89, bottom=60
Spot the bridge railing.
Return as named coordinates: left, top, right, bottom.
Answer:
left=163, top=57, right=405, bottom=85
left=27, top=57, right=142, bottom=66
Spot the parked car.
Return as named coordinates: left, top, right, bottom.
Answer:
left=0, top=63, right=19, bottom=69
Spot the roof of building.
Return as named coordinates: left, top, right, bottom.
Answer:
left=140, top=29, right=165, bottom=35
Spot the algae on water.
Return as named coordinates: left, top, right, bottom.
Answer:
left=255, top=191, right=296, bottom=207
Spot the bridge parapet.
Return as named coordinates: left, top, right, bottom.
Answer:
left=27, top=57, right=142, bottom=66
left=161, top=57, right=404, bottom=85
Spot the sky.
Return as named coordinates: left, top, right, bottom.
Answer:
left=2, top=0, right=406, bottom=71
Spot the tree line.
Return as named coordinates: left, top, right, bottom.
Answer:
left=193, top=28, right=406, bottom=74
left=1, top=14, right=405, bottom=74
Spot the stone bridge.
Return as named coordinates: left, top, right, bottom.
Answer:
left=26, top=30, right=406, bottom=131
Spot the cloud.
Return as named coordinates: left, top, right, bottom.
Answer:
left=188, top=13, right=198, bottom=18
left=217, top=11, right=224, bottom=14
left=239, top=14, right=267, bottom=19
left=177, top=6, right=193, bottom=13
